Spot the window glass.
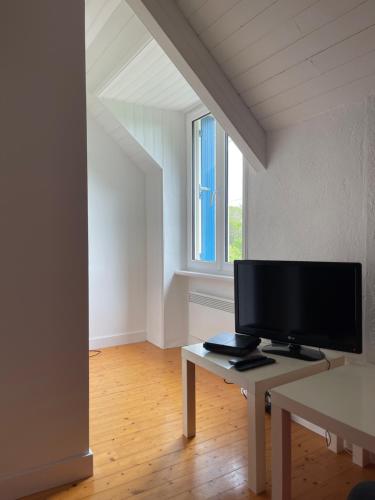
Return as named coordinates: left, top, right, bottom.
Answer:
left=226, top=136, right=243, bottom=262
left=192, top=114, right=216, bottom=262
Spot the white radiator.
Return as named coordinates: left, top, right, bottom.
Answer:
left=188, top=292, right=235, bottom=344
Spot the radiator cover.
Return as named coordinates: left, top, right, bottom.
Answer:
left=188, top=292, right=235, bottom=343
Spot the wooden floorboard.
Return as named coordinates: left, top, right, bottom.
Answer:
left=23, top=342, right=375, bottom=499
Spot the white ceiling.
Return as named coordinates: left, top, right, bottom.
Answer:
left=85, top=0, right=199, bottom=111
left=177, top=0, right=375, bottom=130
left=99, top=40, right=199, bottom=110
left=86, top=0, right=375, bottom=133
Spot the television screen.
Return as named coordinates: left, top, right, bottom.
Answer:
left=234, top=260, right=362, bottom=354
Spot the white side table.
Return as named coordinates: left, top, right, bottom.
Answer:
left=181, top=342, right=345, bottom=494
left=271, top=363, right=375, bottom=500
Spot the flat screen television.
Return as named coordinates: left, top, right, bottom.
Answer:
left=234, top=260, right=362, bottom=361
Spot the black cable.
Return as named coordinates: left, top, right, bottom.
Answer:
left=325, top=430, right=332, bottom=447
left=319, top=348, right=331, bottom=370
left=320, top=350, right=332, bottom=448
left=89, top=349, right=102, bottom=358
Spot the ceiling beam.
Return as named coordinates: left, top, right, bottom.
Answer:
left=126, top=0, right=266, bottom=171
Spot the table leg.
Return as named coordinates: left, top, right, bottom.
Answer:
left=353, top=445, right=370, bottom=467
left=182, top=358, right=196, bottom=438
left=248, top=392, right=266, bottom=494
left=328, top=434, right=344, bottom=454
left=272, top=405, right=291, bottom=500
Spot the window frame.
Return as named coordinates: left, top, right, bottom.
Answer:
left=186, top=106, right=248, bottom=275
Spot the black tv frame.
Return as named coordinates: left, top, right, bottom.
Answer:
left=234, top=260, right=362, bottom=361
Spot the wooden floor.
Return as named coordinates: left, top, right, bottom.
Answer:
left=25, top=342, right=375, bottom=500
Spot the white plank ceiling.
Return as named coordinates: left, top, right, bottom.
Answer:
left=177, top=0, right=375, bottom=129
left=99, top=40, right=199, bottom=110
left=85, top=0, right=199, bottom=111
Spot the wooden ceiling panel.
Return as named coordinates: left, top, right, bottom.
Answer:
left=99, top=40, right=199, bottom=110
left=85, top=1, right=199, bottom=111
left=203, top=0, right=316, bottom=62
left=86, top=0, right=375, bottom=135
left=186, top=0, right=240, bottom=35
left=251, top=49, right=375, bottom=119
left=241, top=24, right=375, bottom=110
left=232, top=1, right=375, bottom=93
left=197, top=0, right=277, bottom=50
left=85, top=0, right=121, bottom=48
left=175, top=0, right=375, bottom=129
left=86, top=15, right=151, bottom=93
left=261, top=72, right=375, bottom=130
left=176, top=0, right=208, bottom=19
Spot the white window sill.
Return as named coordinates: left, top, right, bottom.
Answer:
left=175, top=270, right=234, bottom=282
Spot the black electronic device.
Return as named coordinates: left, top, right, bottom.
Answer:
left=230, top=356, right=276, bottom=371
left=229, top=354, right=266, bottom=365
left=234, top=260, right=362, bottom=361
left=203, top=332, right=261, bottom=357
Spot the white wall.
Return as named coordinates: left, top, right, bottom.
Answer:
left=248, top=100, right=366, bottom=264
left=364, top=96, right=375, bottom=363
left=87, top=115, right=147, bottom=348
left=105, top=101, right=188, bottom=347
left=0, top=1, right=92, bottom=498
left=145, top=170, right=164, bottom=347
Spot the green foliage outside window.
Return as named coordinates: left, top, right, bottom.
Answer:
left=228, top=205, right=243, bottom=262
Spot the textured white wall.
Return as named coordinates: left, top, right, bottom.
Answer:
left=248, top=100, right=366, bottom=264
left=365, top=96, right=375, bottom=362
left=87, top=115, right=147, bottom=348
left=0, top=1, right=91, bottom=497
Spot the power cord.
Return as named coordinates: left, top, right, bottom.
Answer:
left=89, top=350, right=102, bottom=358
left=319, top=349, right=332, bottom=448
left=223, top=379, right=248, bottom=400
left=325, top=430, right=332, bottom=447
left=318, top=348, right=331, bottom=370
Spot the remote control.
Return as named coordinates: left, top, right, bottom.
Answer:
left=230, top=356, right=276, bottom=371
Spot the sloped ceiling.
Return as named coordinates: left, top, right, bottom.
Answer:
left=85, top=0, right=199, bottom=110
left=99, top=39, right=199, bottom=110
left=86, top=0, right=375, bottom=142
left=85, top=0, right=201, bottom=173
left=176, top=0, right=375, bottom=130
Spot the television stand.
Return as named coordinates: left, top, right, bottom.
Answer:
left=262, top=342, right=325, bottom=361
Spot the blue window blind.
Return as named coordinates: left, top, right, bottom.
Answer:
left=199, top=115, right=215, bottom=261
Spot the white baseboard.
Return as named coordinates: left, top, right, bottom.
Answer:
left=0, top=449, right=93, bottom=500
left=89, top=330, right=146, bottom=349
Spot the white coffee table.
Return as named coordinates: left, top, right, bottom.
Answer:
left=271, top=363, right=375, bottom=500
left=181, top=342, right=345, bottom=494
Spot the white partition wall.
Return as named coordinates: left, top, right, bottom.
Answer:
left=87, top=115, right=147, bottom=348
left=0, top=1, right=92, bottom=497
left=105, top=101, right=188, bottom=347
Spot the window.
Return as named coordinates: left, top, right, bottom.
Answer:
left=192, top=114, right=216, bottom=262
left=226, top=136, right=243, bottom=263
left=188, top=109, right=246, bottom=273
